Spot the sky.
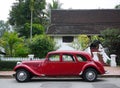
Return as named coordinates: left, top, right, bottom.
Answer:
left=0, top=0, right=120, bottom=21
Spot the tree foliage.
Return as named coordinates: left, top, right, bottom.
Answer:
left=115, top=4, right=120, bottom=9
left=0, top=20, right=10, bottom=37
left=78, top=35, right=90, bottom=50
left=46, top=0, right=62, bottom=24
left=71, top=35, right=90, bottom=50
left=91, top=35, right=104, bottom=43
left=29, top=35, right=55, bottom=58
left=9, top=0, right=46, bottom=36
left=16, top=23, right=44, bottom=38
left=101, top=29, right=120, bottom=63
left=0, top=32, right=29, bottom=57
left=9, top=0, right=46, bottom=26
left=14, top=43, right=29, bottom=57
left=47, top=0, right=62, bottom=10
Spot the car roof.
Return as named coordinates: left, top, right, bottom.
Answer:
left=49, top=50, right=88, bottom=54
left=48, top=50, right=92, bottom=60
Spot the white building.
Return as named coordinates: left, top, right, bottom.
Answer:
left=46, top=10, right=120, bottom=49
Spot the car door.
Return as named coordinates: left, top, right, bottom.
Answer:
left=43, top=54, right=62, bottom=76
left=60, top=54, right=79, bottom=76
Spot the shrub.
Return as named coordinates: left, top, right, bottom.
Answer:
left=0, top=61, right=17, bottom=71
left=14, top=43, right=29, bottom=57
left=101, top=28, right=120, bottom=65
left=29, top=35, right=55, bottom=58
left=78, top=35, right=90, bottom=50
left=0, top=31, right=28, bottom=57
left=71, top=34, right=90, bottom=50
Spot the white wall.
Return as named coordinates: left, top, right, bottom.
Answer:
left=53, top=36, right=78, bottom=47
left=54, top=36, right=62, bottom=46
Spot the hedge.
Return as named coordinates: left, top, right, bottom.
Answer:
left=0, top=61, right=17, bottom=71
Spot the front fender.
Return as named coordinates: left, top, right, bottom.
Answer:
left=14, top=64, right=43, bottom=76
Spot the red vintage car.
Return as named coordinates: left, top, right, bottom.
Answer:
left=13, top=50, right=105, bottom=82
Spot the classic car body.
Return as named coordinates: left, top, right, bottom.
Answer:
left=14, top=51, right=105, bottom=82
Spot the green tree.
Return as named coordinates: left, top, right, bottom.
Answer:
left=18, top=23, right=44, bottom=38
left=0, top=32, right=28, bottom=57
left=29, top=35, right=55, bottom=58
left=115, top=4, right=120, bottom=9
left=71, top=35, right=90, bottom=50
left=101, top=29, right=120, bottom=64
left=91, top=35, right=104, bottom=43
left=46, top=0, right=62, bottom=16
left=46, top=0, right=62, bottom=25
left=9, top=0, right=46, bottom=25
left=0, top=20, right=10, bottom=37
left=14, top=43, right=29, bottom=57
left=9, top=0, right=46, bottom=37
left=29, top=0, right=35, bottom=42
left=47, top=0, right=62, bottom=10
left=78, top=35, right=90, bottom=50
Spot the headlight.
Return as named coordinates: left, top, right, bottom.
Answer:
left=16, top=62, right=21, bottom=65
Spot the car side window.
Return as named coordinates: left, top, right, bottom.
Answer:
left=48, top=54, right=60, bottom=61
left=76, top=54, right=87, bottom=62
left=62, top=54, right=75, bottom=62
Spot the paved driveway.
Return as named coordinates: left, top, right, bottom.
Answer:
left=0, top=78, right=120, bottom=88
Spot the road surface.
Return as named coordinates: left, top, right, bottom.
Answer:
left=0, top=78, right=120, bottom=88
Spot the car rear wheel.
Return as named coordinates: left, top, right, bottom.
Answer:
left=15, top=69, right=30, bottom=82
left=82, top=68, right=97, bottom=82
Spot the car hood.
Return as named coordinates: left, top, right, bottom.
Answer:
left=21, top=59, right=45, bottom=65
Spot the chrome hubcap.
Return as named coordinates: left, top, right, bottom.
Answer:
left=86, top=71, right=96, bottom=81
left=17, top=71, right=27, bottom=81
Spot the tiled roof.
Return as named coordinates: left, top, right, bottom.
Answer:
left=51, top=9, right=120, bottom=24
left=47, top=24, right=120, bottom=35
left=47, top=9, right=120, bottom=35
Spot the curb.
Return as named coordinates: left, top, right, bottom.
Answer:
left=0, top=75, right=13, bottom=78
left=100, top=75, right=120, bottom=78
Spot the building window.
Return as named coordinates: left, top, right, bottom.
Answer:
left=62, top=36, right=73, bottom=43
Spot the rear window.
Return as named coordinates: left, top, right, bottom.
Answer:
left=76, top=54, right=87, bottom=62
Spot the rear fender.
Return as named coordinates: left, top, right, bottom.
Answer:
left=80, top=64, right=102, bottom=75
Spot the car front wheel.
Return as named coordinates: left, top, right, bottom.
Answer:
left=82, top=68, right=97, bottom=82
left=15, top=69, right=30, bottom=82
